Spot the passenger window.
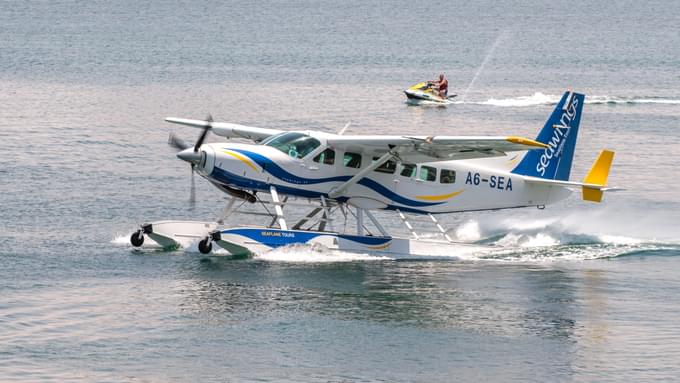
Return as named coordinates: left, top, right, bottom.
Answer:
left=373, top=157, right=396, bottom=174
left=343, top=152, right=362, bottom=168
left=419, top=165, right=437, bottom=182
left=313, top=148, right=335, bottom=165
left=440, top=169, right=456, bottom=184
left=400, top=163, right=416, bottom=178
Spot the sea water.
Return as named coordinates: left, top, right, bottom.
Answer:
left=1, top=0, right=680, bottom=381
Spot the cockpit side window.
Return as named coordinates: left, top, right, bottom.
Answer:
left=313, top=148, right=335, bottom=165
left=373, top=157, right=396, bottom=174
left=262, top=132, right=321, bottom=159
left=343, top=152, right=362, bottom=168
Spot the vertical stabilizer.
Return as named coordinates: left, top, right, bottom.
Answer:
left=512, top=91, right=584, bottom=180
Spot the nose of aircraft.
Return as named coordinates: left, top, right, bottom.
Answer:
left=177, top=148, right=202, bottom=163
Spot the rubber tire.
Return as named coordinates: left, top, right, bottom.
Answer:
left=130, top=230, right=144, bottom=247
left=198, top=238, right=213, bottom=254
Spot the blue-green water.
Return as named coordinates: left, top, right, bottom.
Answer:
left=2, top=1, right=680, bottom=381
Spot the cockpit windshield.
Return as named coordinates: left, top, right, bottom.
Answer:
left=261, top=132, right=321, bottom=159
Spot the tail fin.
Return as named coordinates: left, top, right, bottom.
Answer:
left=512, top=91, right=584, bottom=180
left=582, top=150, right=614, bottom=202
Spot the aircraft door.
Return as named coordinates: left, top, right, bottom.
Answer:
left=395, top=162, right=417, bottom=195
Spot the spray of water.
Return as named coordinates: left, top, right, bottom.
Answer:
left=460, top=30, right=509, bottom=101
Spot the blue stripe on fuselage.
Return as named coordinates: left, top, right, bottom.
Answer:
left=231, top=149, right=348, bottom=185
left=210, top=166, right=438, bottom=214
left=225, top=149, right=441, bottom=208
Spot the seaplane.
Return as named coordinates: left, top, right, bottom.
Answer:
left=130, top=90, right=617, bottom=257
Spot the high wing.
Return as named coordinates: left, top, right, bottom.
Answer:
left=326, top=135, right=548, bottom=162
left=166, top=117, right=283, bottom=141
left=166, top=117, right=547, bottom=161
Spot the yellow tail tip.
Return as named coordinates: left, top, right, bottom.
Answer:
left=582, top=187, right=604, bottom=202
left=582, top=150, right=615, bottom=202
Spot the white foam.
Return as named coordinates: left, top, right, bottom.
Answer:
left=111, top=233, right=132, bottom=245
left=454, top=93, right=680, bottom=107
left=522, top=233, right=560, bottom=247
left=255, top=243, right=392, bottom=263
left=587, top=96, right=680, bottom=105
left=478, top=92, right=560, bottom=107
left=452, top=220, right=482, bottom=241
left=597, top=234, right=643, bottom=245
left=633, top=99, right=680, bottom=104
left=494, top=233, right=560, bottom=248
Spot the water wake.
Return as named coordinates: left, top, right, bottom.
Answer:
left=452, top=92, right=680, bottom=107
left=447, top=206, right=680, bottom=262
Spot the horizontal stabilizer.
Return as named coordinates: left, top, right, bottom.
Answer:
left=523, top=149, right=617, bottom=203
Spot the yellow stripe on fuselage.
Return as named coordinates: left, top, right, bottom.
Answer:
left=367, top=242, right=392, bottom=250
left=222, top=150, right=259, bottom=172
left=415, top=189, right=464, bottom=201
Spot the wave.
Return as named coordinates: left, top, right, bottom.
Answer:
left=452, top=92, right=680, bottom=107
left=444, top=206, right=680, bottom=262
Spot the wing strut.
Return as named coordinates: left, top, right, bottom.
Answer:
left=328, top=151, right=395, bottom=199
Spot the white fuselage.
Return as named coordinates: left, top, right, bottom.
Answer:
left=195, top=135, right=571, bottom=215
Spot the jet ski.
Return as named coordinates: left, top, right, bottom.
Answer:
left=404, top=82, right=457, bottom=104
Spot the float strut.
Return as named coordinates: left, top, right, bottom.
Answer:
left=396, top=209, right=419, bottom=240
left=270, top=186, right=288, bottom=230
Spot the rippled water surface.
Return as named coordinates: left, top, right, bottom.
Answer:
left=2, top=0, right=680, bottom=381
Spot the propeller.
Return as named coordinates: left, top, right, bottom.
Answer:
left=167, top=114, right=257, bottom=204
left=168, top=133, right=191, bottom=151
left=194, top=114, right=212, bottom=152
left=168, top=114, right=214, bottom=207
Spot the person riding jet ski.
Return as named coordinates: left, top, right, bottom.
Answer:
left=404, top=73, right=456, bottom=103
left=431, top=73, right=448, bottom=99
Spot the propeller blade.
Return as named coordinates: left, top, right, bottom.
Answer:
left=194, top=114, right=213, bottom=152
left=189, top=164, right=196, bottom=208
left=168, top=133, right=191, bottom=151
left=170, top=114, right=215, bottom=207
